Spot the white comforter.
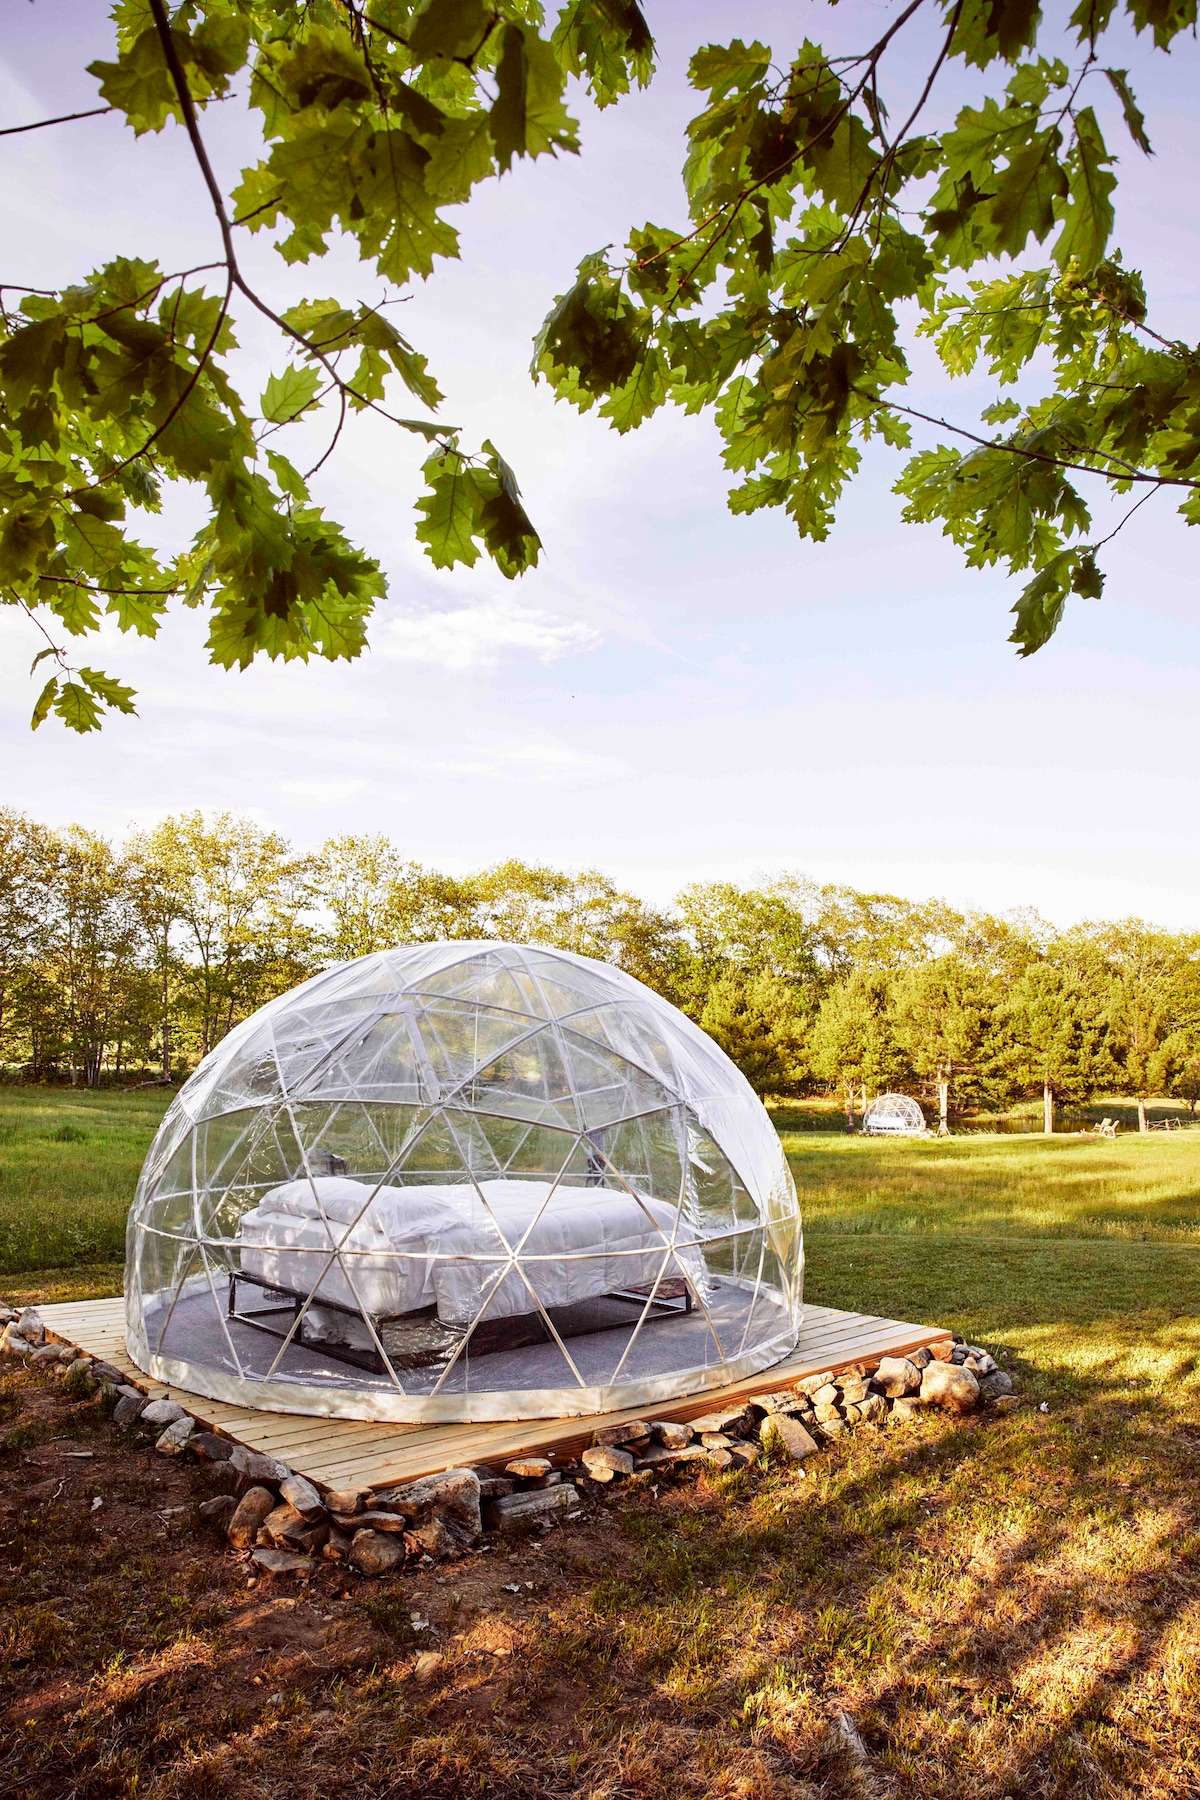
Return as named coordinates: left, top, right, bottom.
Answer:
left=237, top=1176, right=704, bottom=1330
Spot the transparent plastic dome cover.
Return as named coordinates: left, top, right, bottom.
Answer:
left=862, top=1092, right=927, bottom=1136
left=126, top=942, right=803, bottom=1421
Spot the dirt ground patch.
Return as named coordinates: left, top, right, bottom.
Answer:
left=4, top=1339, right=1200, bottom=1799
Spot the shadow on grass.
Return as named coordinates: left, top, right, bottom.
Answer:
left=550, top=1333, right=1200, bottom=1798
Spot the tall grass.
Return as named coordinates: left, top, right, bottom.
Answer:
left=0, top=1087, right=171, bottom=1273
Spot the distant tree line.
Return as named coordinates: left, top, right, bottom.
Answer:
left=3, top=808, right=1198, bottom=1128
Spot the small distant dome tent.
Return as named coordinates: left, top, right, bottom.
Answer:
left=862, top=1093, right=927, bottom=1137
left=125, top=942, right=803, bottom=1423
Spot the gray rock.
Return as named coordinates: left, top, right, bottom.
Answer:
left=259, top=1502, right=328, bottom=1554
left=112, top=1394, right=146, bottom=1429
left=529, top=1470, right=562, bottom=1489
left=760, top=1413, right=820, bottom=1461
left=228, top=1444, right=290, bottom=1486
left=650, top=1420, right=693, bottom=1448
left=505, top=1455, right=553, bottom=1478
left=349, top=1528, right=407, bottom=1576
left=413, top=1650, right=444, bottom=1684
left=0, top=1305, right=16, bottom=1325
left=90, top=1362, right=125, bottom=1386
left=813, top=1401, right=842, bottom=1423
left=155, top=1416, right=195, bottom=1456
left=633, top=1444, right=676, bottom=1468
left=858, top=1393, right=889, bottom=1424
left=727, top=1440, right=759, bottom=1467
left=325, top=1487, right=372, bottom=1514
left=814, top=1416, right=846, bottom=1438
left=251, top=1546, right=315, bottom=1576
left=949, top=1343, right=970, bottom=1365
left=227, top=1485, right=278, bottom=1549
left=258, top=1500, right=307, bottom=1542
left=837, top=1378, right=870, bottom=1405
left=30, top=1344, right=62, bottom=1366
left=707, top=1447, right=735, bottom=1469
left=795, top=1370, right=835, bottom=1396
left=140, top=1397, right=186, bottom=1429
left=874, top=1356, right=922, bottom=1398
left=592, top=1420, right=650, bottom=1448
left=0, top=1330, right=31, bottom=1358
left=978, top=1369, right=1014, bottom=1401
left=484, top=1484, right=579, bottom=1530
left=321, top=1526, right=354, bottom=1561
left=699, top=1431, right=733, bottom=1449
left=189, top=1431, right=233, bottom=1463
left=279, top=1473, right=325, bottom=1519
left=691, top=1406, right=754, bottom=1438
left=475, top=1475, right=516, bottom=1501
left=116, top=1383, right=143, bottom=1401
left=841, top=1402, right=862, bottom=1423
left=809, top=1384, right=840, bottom=1409
left=582, top=1445, right=634, bottom=1481
left=408, top=1516, right=465, bottom=1559
left=373, top=1468, right=481, bottom=1543
left=198, top=1494, right=238, bottom=1528
left=920, top=1362, right=980, bottom=1413
left=332, top=1508, right=408, bottom=1533
left=17, top=1308, right=45, bottom=1345
left=62, top=1358, right=94, bottom=1390
left=909, top=1345, right=934, bottom=1369
left=929, top=1340, right=955, bottom=1361
left=890, top=1397, right=923, bottom=1423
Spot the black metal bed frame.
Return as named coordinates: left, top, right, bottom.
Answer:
left=227, top=1266, right=694, bottom=1376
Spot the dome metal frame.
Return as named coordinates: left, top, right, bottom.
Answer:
left=125, top=942, right=803, bottom=1422
left=862, top=1092, right=927, bottom=1137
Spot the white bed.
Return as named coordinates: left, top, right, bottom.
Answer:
left=236, top=1176, right=706, bottom=1343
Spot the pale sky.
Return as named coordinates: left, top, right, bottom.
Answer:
left=3, top=2, right=1199, bottom=927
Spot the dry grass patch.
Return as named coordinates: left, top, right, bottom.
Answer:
left=4, top=1315, right=1200, bottom=1798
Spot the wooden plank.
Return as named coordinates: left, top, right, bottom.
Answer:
left=37, top=1296, right=951, bottom=1492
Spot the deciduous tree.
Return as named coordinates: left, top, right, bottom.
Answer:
left=6, top=2, right=1200, bottom=728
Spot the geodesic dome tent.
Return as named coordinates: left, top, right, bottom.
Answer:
left=126, top=942, right=802, bottom=1422
left=862, top=1093, right=927, bottom=1137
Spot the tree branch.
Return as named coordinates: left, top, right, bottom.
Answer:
left=0, top=105, right=114, bottom=137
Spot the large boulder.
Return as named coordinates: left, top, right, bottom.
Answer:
left=227, top=1485, right=278, bottom=1549
left=760, top=1413, right=820, bottom=1462
left=582, top=1446, right=635, bottom=1482
left=373, top=1467, right=482, bottom=1545
left=873, top=1356, right=922, bottom=1398
left=349, top=1528, right=406, bottom=1576
left=920, top=1361, right=980, bottom=1413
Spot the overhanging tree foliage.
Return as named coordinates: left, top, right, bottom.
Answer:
left=3, top=0, right=1196, bottom=729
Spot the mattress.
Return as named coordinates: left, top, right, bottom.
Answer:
left=236, top=1176, right=706, bottom=1332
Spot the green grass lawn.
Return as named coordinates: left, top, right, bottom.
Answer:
left=4, top=1086, right=1200, bottom=1794
left=0, top=1085, right=171, bottom=1276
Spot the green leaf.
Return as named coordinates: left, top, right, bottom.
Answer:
left=53, top=680, right=105, bottom=733
left=31, top=675, right=59, bottom=729
left=1055, top=108, right=1116, bottom=270
left=407, top=0, right=491, bottom=60
left=266, top=449, right=310, bottom=504
left=1104, top=69, right=1152, bottom=154
left=988, top=131, right=1069, bottom=256
left=689, top=41, right=771, bottom=101
left=77, top=666, right=138, bottom=715
left=491, top=24, right=529, bottom=173
left=1009, top=557, right=1072, bottom=656
left=261, top=365, right=322, bottom=424
left=415, top=451, right=483, bottom=568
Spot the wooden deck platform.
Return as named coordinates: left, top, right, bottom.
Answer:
left=38, top=1297, right=950, bottom=1493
